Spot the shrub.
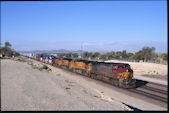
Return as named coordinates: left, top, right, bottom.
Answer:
left=42, top=65, right=48, bottom=70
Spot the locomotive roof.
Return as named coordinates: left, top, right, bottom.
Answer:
left=75, top=59, right=88, bottom=62
left=75, top=59, right=97, bottom=63
left=105, top=62, right=130, bottom=66
left=51, top=56, right=130, bottom=65
left=63, top=58, right=72, bottom=61
left=39, top=54, right=56, bottom=58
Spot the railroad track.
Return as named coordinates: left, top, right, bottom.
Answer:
left=128, top=81, right=168, bottom=103
left=54, top=64, right=168, bottom=104
left=60, top=65, right=168, bottom=104
left=30, top=58, right=168, bottom=104
left=140, top=85, right=167, bottom=95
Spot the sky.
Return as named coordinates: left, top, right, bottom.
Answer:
left=1, top=1, right=167, bottom=53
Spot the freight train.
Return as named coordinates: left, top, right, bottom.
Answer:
left=32, top=53, right=136, bottom=88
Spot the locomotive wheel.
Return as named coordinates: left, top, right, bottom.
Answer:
left=77, top=69, right=80, bottom=74
left=109, top=78, right=114, bottom=85
left=119, top=79, right=123, bottom=88
left=83, top=70, right=87, bottom=76
left=88, top=72, right=91, bottom=77
left=69, top=66, right=72, bottom=70
left=77, top=69, right=79, bottom=73
left=94, top=74, right=98, bottom=80
left=84, top=71, right=87, bottom=76
left=79, top=70, right=82, bottom=74
left=87, top=73, right=91, bottom=77
left=122, top=80, right=130, bottom=88
left=90, top=74, right=95, bottom=79
left=113, top=79, right=119, bottom=87
left=89, top=73, right=92, bottom=78
left=90, top=74, right=92, bottom=78
left=96, top=75, right=102, bottom=80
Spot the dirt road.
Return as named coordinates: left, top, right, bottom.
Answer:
left=1, top=59, right=129, bottom=111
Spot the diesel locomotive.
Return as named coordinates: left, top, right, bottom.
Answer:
left=33, top=53, right=136, bottom=88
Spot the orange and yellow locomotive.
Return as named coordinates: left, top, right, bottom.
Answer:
left=34, top=54, right=136, bottom=88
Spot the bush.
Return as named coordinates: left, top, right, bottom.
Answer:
left=39, top=65, right=51, bottom=71
left=42, top=65, right=48, bottom=70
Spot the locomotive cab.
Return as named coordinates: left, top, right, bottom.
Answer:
left=112, top=63, right=136, bottom=88
left=114, top=64, right=133, bottom=80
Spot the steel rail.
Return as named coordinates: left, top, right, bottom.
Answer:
left=140, top=85, right=167, bottom=95
left=128, top=89, right=168, bottom=103
left=33, top=59, right=168, bottom=104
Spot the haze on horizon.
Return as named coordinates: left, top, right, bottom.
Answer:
left=1, top=1, right=167, bottom=53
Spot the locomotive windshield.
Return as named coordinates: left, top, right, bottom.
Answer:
left=118, top=64, right=130, bottom=69
left=125, top=64, right=130, bottom=69
left=118, top=65, right=125, bottom=69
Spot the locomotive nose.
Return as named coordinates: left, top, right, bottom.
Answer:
left=127, top=68, right=133, bottom=73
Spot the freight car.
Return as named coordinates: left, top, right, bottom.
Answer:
left=33, top=54, right=136, bottom=88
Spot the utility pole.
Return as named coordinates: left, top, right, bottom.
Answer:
left=81, top=44, right=83, bottom=59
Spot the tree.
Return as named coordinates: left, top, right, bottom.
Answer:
left=115, top=51, right=122, bottom=59
left=72, top=53, right=78, bottom=58
left=83, top=52, right=89, bottom=58
left=13, top=51, right=20, bottom=57
left=58, top=53, right=66, bottom=58
left=5, top=41, right=11, bottom=49
left=100, top=54, right=107, bottom=60
left=132, top=47, right=156, bottom=62
left=0, top=41, right=20, bottom=57
left=132, top=50, right=144, bottom=61
left=83, top=52, right=93, bottom=59
left=142, top=47, right=155, bottom=62
left=3, top=41, right=13, bottom=57
left=88, top=52, right=93, bottom=59
left=92, top=52, right=100, bottom=59
left=161, top=53, right=168, bottom=61
left=106, top=51, right=115, bottom=60
left=127, top=52, right=134, bottom=59
left=121, top=50, right=128, bottom=59
left=66, top=53, right=72, bottom=58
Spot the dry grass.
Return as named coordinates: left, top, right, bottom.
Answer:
left=30, top=63, right=51, bottom=72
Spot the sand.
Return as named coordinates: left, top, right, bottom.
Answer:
left=105, top=60, right=167, bottom=77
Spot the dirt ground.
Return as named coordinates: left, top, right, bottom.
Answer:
left=1, top=59, right=130, bottom=111
left=1, top=58, right=167, bottom=111
left=105, top=60, right=167, bottom=78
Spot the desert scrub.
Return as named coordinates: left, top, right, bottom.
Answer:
left=64, top=79, right=69, bottom=83
left=31, top=64, right=38, bottom=69
left=39, top=65, right=51, bottom=72
left=27, top=61, right=33, bottom=65
left=62, top=86, right=71, bottom=90
left=141, top=74, right=161, bottom=78
left=31, top=64, right=51, bottom=72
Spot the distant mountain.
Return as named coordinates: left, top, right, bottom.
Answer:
left=18, top=49, right=86, bottom=54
